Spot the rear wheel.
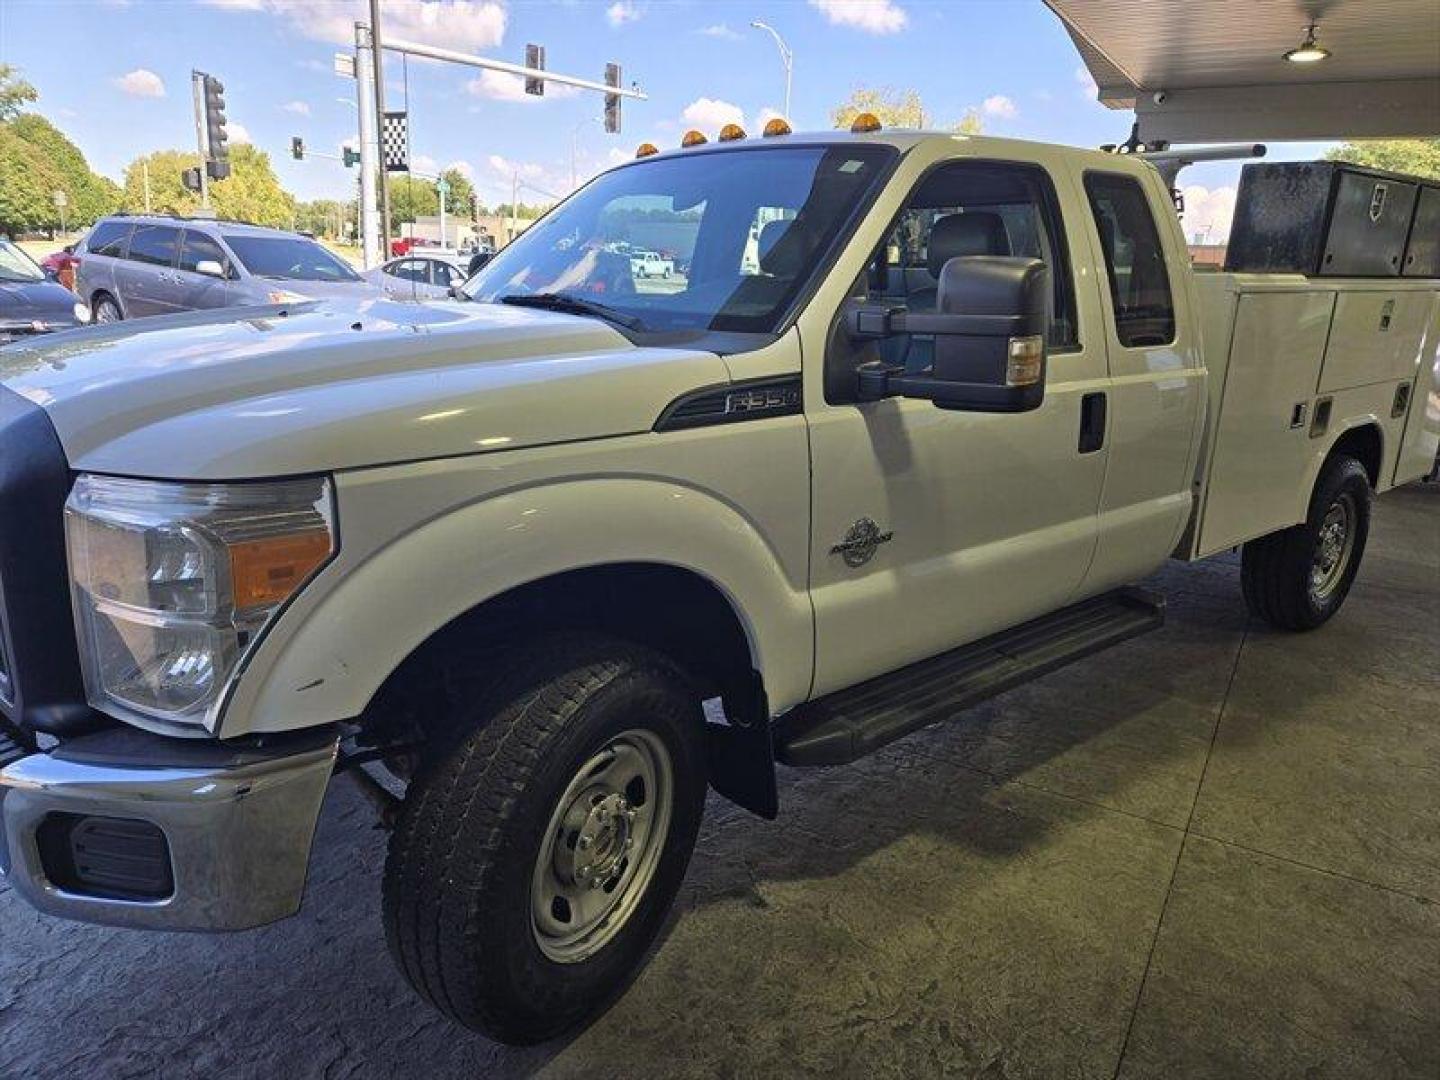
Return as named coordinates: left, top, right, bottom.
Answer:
left=1241, top=454, right=1371, bottom=630
left=382, top=634, right=707, bottom=1044
left=92, top=294, right=122, bottom=323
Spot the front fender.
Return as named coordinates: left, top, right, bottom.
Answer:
left=219, top=468, right=814, bottom=737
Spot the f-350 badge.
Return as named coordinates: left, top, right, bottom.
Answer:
left=831, top=517, right=893, bottom=568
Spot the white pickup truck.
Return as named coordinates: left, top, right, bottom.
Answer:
left=1, top=128, right=1436, bottom=1045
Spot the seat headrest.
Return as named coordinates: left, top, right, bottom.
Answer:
left=758, top=218, right=809, bottom=277
left=927, top=212, right=1011, bottom=277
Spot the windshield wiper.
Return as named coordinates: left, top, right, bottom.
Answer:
left=498, top=292, right=644, bottom=331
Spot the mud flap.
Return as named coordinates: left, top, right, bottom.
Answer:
left=705, top=671, right=777, bottom=820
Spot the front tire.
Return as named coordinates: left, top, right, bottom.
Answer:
left=1241, top=454, right=1371, bottom=630
left=92, top=294, right=122, bottom=323
left=382, top=635, right=707, bottom=1044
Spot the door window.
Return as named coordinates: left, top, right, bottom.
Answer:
left=389, top=259, right=428, bottom=283
left=178, top=231, right=229, bottom=275
left=863, top=162, right=1079, bottom=350
left=126, top=225, right=182, bottom=268
left=430, top=261, right=458, bottom=287
left=1083, top=173, right=1175, bottom=347
left=87, top=220, right=131, bottom=258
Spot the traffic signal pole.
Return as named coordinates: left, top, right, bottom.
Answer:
left=368, top=0, right=392, bottom=259
left=191, top=72, right=211, bottom=211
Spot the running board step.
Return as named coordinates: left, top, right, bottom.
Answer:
left=776, top=587, right=1165, bottom=767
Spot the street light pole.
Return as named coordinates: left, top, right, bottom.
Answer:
left=368, top=0, right=392, bottom=257
left=750, top=20, right=793, bottom=121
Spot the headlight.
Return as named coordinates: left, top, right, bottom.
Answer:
left=65, top=475, right=336, bottom=734
left=72, top=301, right=91, bottom=324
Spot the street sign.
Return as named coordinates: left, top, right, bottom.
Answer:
left=334, top=52, right=356, bottom=79
left=436, top=178, right=451, bottom=196
left=381, top=110, right=410, bottom=172
left=52, top=190, right=68, bottom=208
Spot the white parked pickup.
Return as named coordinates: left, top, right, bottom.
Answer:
left=0, top=130, right=1436, bottom=1045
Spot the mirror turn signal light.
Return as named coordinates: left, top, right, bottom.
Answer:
left=681, top=130, right=708, bottom=148
left=635, top=142, right=659, bottom=158
left=1006, top=335, right=1045, bottom=387
left=850, top=112, right=882, bottom=134
left=718, top=123, right=746, bottom=142
left=762, top=117, right=793, bottom=137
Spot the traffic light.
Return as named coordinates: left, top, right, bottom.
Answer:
left=342, top=146, right=360, bottom=168
left=603, top=63, right=621, bottom=134
left=203, top=74, right=229, bottom=180
left=291, top=136, right=304, bottom=161
left=525, top=43, right=545, bottom=97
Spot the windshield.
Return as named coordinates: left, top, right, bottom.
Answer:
left=462, top=144, right=894, bottom=334
left=222, top=234, right=362, bottom=283
left=0, top=240, right=45, bottom=284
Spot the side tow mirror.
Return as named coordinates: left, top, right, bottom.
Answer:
left=850, top=256, right=1050, bottom=413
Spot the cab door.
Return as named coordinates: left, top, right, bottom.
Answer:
left=115, top=223, right=183, bottom=318
left=803, top=151, right=1112, bottom=700
left=173, top=229, right=233, bottom=311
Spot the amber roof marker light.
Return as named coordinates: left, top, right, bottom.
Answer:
left=1284, top=24, right=1331, bottom=63
left=635, top=142, right=659, bottom=158
left=762, top=117, right=793, bottom=138
left=718, top=123, right=746, bottom=142
left=850, top=112, right=882, bottom=134
left=681, top=129, right=708, bottom=148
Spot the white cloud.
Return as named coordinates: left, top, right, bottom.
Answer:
left=466, top=68, right=577, bottom=102
left=606, top=147, right=630, bottom=167
left=809, top=0, right=907, bottom=34
left=115, top=68, right=165, bottom=98
left=981, top=95, right=1017, bottom=120
left=281, top=100, right=311, bottom=116
left=1181, top=185, right=1238, bottom=244
left=413, top=153, right=440, bottom=174
left=681, top=97, right=745, bottom=132
left=699, top=23, right=741, bottom=40
left=606, top=2, right=640, bottom=27
left=204, top=1, right=506, bottom=50
left=488, top=154, right=546, bottom=182
left=1075, top=64, right=1099, bottom=101
left=447, top=159, right=475, bottom=179
left=227, top=122, right=252, bottom=145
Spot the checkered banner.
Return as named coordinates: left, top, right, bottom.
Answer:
left=381, top=110, right=410, bottom=173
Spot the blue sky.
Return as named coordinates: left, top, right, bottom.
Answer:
left=1, top=0, right=1332, bottom=238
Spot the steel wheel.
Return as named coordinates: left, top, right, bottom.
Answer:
left=530, top=728, right=674, bottom=964
left=1309, top=491, right=1356, bottom=602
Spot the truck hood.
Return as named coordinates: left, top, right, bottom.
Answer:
left=0, top=298, right=730, bottom=479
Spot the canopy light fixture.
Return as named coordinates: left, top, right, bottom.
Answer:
left=1283, top=24, right=1331, bottom=63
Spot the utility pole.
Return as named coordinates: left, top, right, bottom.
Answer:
left=368, top=0, right=392, bottom=257
left=142, top=158, right=152, bottom=213
left=353, top=25, right=382, bottom=268
left=190, top=72, right=211, bottom=210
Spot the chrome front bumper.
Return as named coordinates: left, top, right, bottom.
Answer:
left=0, top=729, right=337, bottom=931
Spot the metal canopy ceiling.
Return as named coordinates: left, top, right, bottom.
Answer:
left=1046, top=0, right=1440, bottom=142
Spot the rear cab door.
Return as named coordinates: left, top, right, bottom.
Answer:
left=1067, top=162, right=1207, bottom=592
left=116, top=223, right=184, bottom=318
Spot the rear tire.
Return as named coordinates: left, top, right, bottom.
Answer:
left=1241, top=454, right=1371, bottom=630
left=382, top=634, right=707, bottom=1044
left=92, top=294, right=122, bottom=323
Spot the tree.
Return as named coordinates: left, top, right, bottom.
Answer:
left=1327, top=139, right=1440, bottom=180
left=296, top=198, right=351, bottom=239
left=388, top=175, right=440, bottom=232
left=831, top=86, right=984, bottom=134
left=439, top=166, right=476, bottom=218
left=5, top=114, right=120, bottom=228
left=0, top=126, right=64, bottom=235
left=120, top=144, right=296, bottom=227
left=0, top=64, right=38, bottom=122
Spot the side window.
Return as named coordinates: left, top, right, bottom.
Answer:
left=864, top=162, right=1079, bottom=350
left=431, top=262, right=457, bottom=287
left=1084, top=173, right=1175, bottom=348
left=178, top=231, right=229, bottom=275
left=88, top=221, right=131, bottom=258
left=126, top=225, right=182, bottom=267
left=390, top=259, right=427, bottom=283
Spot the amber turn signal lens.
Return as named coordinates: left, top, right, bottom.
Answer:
left=1006, top=335, right=1045, bottom=388
left=681, top=129, right=708, bottom=148
left=229, top=529, right=334, bottom=610
left=635, top=142, right=659, bottom=158
left=718, top=123, right=746, bottom=142
left=850, top=112, right=882, bottom=134
left=762, top=117, right=792, bottom=138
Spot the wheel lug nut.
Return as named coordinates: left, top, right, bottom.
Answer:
left=578, top=836, right=592, bottom=850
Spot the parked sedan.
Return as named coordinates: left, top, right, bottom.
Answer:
left=365, top=253, right=470, bottom=299
left=0, top=239, right=90, bottom=345
left=76, top=215, right=379, bottom=322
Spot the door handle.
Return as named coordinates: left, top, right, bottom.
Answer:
left=1079, top=392, right=1107, bottom=454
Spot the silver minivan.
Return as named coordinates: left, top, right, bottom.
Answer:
left=76, top=216, right=379, bottom=322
